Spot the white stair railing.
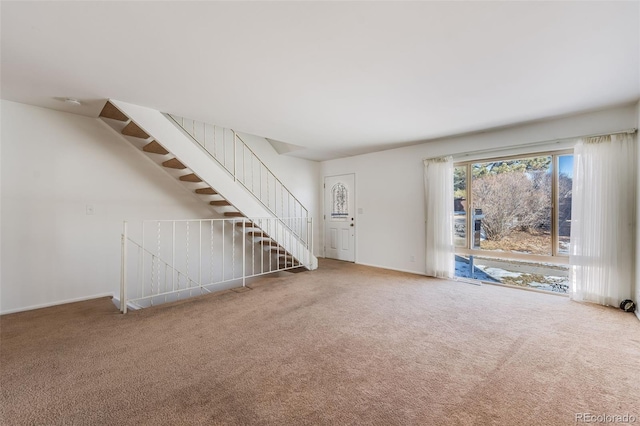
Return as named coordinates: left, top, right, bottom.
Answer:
left=166, top=115, right=309, bottom=242
left=119, top=217, right=312, bottom=313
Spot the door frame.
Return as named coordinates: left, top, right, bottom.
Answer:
left=323, top=173, right=356, bottom=261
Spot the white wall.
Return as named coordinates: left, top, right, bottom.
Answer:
left=321, top=103, right=638, bottom=275
left=0, top=101, right=216, bottom=314
left=0, top=100, right=322, bottom=314
left=636, top=100, right=640, bottom=318
left=2, top=100, right=634, bottom=313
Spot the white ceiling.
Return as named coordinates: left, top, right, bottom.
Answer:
left=2, top=1, right=639, bottom=161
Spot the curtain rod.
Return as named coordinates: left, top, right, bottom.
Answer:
left=424, top=128, right=637, bottom=161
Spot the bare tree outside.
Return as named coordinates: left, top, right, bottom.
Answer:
left=473, top=172, right=549, bottom=240
left=454, top=154, right=574, bottom=292
left=471, top=156, right=553, bottom=255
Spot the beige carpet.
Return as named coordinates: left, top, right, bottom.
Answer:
left=1, top=259, right=639, bottom=425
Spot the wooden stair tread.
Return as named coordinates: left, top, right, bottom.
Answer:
left=142, top=140, right=169, bottom=155
left=210, top=200, right=230, bottom=206
left=235, top=221, right=253, bottom=227
left=180, top=174, right=202, bottom=182
left=195, top=188, right=217, bottom=195
left=224, top=212, right=245, bottom=217
left=162, top=158, right=186, bottom=169
left=99, top=101, right=128, bottom=121
left=121, top=121, right=150, bottom=139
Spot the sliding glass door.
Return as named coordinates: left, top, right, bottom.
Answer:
left=454, top=150, right=573, bottom=293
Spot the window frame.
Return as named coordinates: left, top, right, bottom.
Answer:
left=454, top=148, right=573, bottom=265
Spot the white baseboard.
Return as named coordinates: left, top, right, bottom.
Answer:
left=635, top=309, right=640, bottom=322
left=110, top=297, right=141, bottom=312
left=355, top=262, right=426, bottom=277
left=1, top=292, right=115, bottom=315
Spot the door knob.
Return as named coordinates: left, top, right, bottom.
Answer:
left=350, top=224, right=354, bottom=227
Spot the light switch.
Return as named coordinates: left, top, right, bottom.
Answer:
left=86, top=205, right=94, bottom=215
left=358, top=208, right=363, bottom=214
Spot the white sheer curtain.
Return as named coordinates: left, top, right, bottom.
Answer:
left=424, top=157, right=454, bottom=278
left=570, top=133, right=637, bottom=306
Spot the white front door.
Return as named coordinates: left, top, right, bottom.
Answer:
left=324, top=174, right=355, bottom=262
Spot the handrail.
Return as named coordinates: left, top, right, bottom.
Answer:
left=233, top=132, right=308, bottom=218
left=165, top=114, right=309, bottom=235
left=167, top=114, right=236, bottom=178
left=143, top=216, right=310, bottom=223
left=143, top=215, right=311, bottom=251
left=120, top=217, right=312, bottom=313
left=126, top=236, right=194, bottom=283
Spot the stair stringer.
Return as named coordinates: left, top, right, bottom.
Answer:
left=109, top=100, right=318, bottom=270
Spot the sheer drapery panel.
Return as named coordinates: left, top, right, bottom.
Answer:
left=570, top=133, right=637, bottom=306
left=424, top=157, right=454, bottom=278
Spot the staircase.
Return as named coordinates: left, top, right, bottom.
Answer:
left=99, top=100, right=317, bottom=312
